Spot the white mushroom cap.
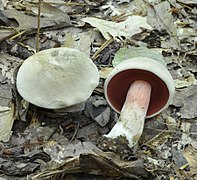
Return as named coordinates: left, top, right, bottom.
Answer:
left=16, top=47, right=99, bottom=109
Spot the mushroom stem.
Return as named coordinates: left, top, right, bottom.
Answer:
left=105, top=80, right=151, bottom=147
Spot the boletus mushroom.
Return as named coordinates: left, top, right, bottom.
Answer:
left=16, top=47, right=99, bottom=109
left=104, top=54, right=175, bottom=147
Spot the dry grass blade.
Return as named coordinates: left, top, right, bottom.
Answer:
left=36, top=0, right=42, bottom=52
left=31, top=170, right=65, bottom=179
left=92, top=37, right=114, bottom=60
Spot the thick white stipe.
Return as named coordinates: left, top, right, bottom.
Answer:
left=105, top=80, right=151, bottom=147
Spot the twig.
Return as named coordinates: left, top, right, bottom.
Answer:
left=36, top=0, right=42, bottom=52
left=9, top=30, right=26, bottom=40
left=69, top=122, right=80, bottom=142
left=91, top=37, right=114, bottom=60
left=29, top=1, right=87, bottom=6
left=45, top=2, right=87, bottom=6
left=0, top=95, right=11, bottom=100
left=31, top=170, right=65, bottom=180
left=145, top=127, right=197, bottom=134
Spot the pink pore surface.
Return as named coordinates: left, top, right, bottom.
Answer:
left=106, top=69, right=169, bottom=117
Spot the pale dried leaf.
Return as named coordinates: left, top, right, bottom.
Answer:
left=30, top=1, right=70, bottom=20
left=82, top=16, right=152, bottom=40
left=0, top=103, right=15, bottom=142
left=71, top=30, right=94, bottom=57
left=0, top=0, right=7, bottom=9
left=177, top=0, right=197, bottom=5
left=112, top=47, right=165, bottom=67
left=172, top=85, right=197, bottom=119
left=43, top=141, right=99, bottom=164
left=174, top=72, right=197, bottom=89
left=99, top=67, right=113, bottom=79
left=3, top=9, right=71, bottom=30
left=147, top=1, right=180, bottom=49
left=184, top=145, right=197, bottom=175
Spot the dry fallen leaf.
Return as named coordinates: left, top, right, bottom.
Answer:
left=99, top=67, right=113, bottom=79
left=177, top=0, right=197, bottom=5
left=112, top=47, right=166, bottom=67
left=174, top=72, right=197, bottom=89
left=3, top=9, right=71, bottom=30
left=172, top=85, right=197, bottom=119
left=184, top=145, right=197, bottom=175
left=0, top=103, right=15, bottom=142
left=147, top=1, right=177, bottom=36
left=0, top=28, right=16, bottom=41
left=82, top=16, right=152, bottom=40
left=147, top=1, right=180, bottom=50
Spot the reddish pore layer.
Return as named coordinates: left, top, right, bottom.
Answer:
left=106, top=69, right=169, bottom=117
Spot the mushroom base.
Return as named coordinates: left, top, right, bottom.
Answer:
left=105, top=104, right=146, bottom=147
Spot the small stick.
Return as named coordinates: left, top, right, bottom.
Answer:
left=92, top=37, right=114, bottom=60
left=36, top=0, right=42, bottom=52
left=105, top=80, right=151, bottom=147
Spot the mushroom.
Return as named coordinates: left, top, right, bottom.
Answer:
left=104, top=55, right=175, bottom=147
left=16, top=47, right=99, bottom=109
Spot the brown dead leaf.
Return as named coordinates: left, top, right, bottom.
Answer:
left=184, top=145, right=197, bottom=175
left=147, top=1, right=180, bottom=50
left=177, top=0, right=197, bottom=5
left=2, top=9, right=71, bottom=30
left=99, top=67, right=113, bottom=79
left=0, top=102, right=15, bottom=142
left=0, top=27, right=16, bottom=41
left=172, top=85, right=197, bottom=119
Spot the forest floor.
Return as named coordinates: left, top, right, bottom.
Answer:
left=0, top=0, right=197, bottom=179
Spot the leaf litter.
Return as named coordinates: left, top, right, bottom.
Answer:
left=0, top=0, right=197, bottom=179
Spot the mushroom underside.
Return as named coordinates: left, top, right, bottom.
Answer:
left=106, top=69, right=169, bottom=117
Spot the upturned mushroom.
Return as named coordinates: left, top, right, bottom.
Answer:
left=16, top=47, right=99, bottom=109
left=104, top=50, right=175, bottom=147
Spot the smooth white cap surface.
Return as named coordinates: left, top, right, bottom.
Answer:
left=16, top=47, right=99, bottom=109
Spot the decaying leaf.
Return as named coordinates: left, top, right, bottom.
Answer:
left=174, top=72, right=197, bottom=89
left=101, top=1, right=122, bottom=16
left=85, top=95, right=111, bottom=127
left=0, top=103, right=15, bottom=142
left=99, top=67, right=113, bottom=79
left=31, top=2, right=69, bottom=18
left=147, top=1, right=177, bottom=36
left=0, top=10, right=12, bottom=26
left=43, top=141, right=99, bottom=165
left=177, top=0, right=197, bottom=5
left=42, top=140, right=147, bottom=179
left=2, top=9, right=71, bottom=30
left=184, top=145, right=197, bottom=175
left=179, top=91, right=197, bottom=119
left=147, top=1, right=180, bottom=49
left=112, top=46, right=165, bottom=67
left=171, top=147, right=188, bottom=169
left=178, top=121, right=197, bottom=150
left=164, top=115, right=178, bottom=131
left=0, top=54, right=22, bottom=110
left=172, top=85, right=197, bottom=119
left=0, top=159, right=39, bottom=176
left=82, top=16, right=152, bottom=40
left=66, top=29, right=94, bottom=57
left=0, top=0, right=196, bottom=179
left=101, top=0, right=132, bottom=16
left=0, top=27, right=16, bottom=42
